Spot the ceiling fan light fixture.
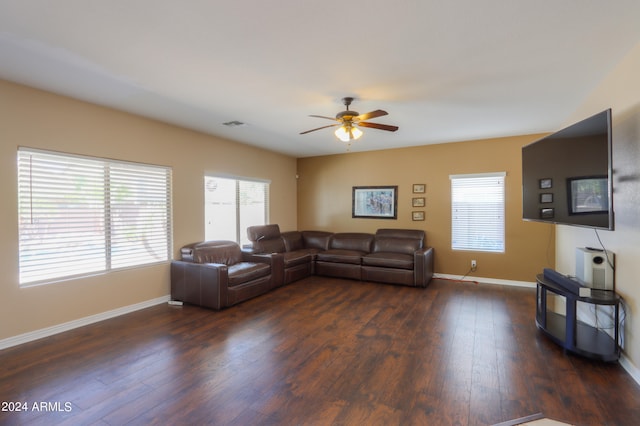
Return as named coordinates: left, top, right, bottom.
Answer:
left=335, top=125, right=363, bottom=142
left=301, top=97, right=396, bottom=148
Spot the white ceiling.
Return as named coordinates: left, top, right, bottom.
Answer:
left=1, top=1, right=639, bottom=157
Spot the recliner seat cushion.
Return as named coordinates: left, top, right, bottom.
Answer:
left=316, top=249, right=366, bottom=265
left=362, top=252, right=414, bottom=270
left=227, top=262, right=271, bottom=286
left=283, top=251, right=313, bottom=267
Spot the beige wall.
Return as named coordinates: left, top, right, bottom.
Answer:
left=4, top=42, right=638, bottom=378
left=0, top=80, right=297, bottom=341
left=297, top=135, right=555, bottom=282
left=556, top=42, right=640, bottom=376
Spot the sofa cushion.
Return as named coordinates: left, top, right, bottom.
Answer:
left=192, top=241, right=243, bottom=265
left=362, top=252, right=414, bottom=270
left=316, top=249, right=366, bottom=265
left=372, top=237, right=421, bottom=256
left=302, top=231, right=333, bottom=250
left=227, top=262, right=271, bottom=286
left=376, top=228, right=425, bottom=242
left=247, top=224, right=281, bottom=240
left=329, top=233, right=374, bottom=252
left=282, top=231, right=304, bottom=251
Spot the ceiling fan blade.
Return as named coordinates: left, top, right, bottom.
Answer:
left=300, top=123, right=340, bottom=135
left=356, top=109, right=388, bottom=121
left=309, top=114, right=338, bottom=121
left=358, top=121, right=399, bottom=132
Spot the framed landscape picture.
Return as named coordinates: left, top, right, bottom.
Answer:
left=352, top=186, right=398, bottom=219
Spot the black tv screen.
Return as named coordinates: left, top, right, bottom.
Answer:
left=522, top=109, right=613, bottom=230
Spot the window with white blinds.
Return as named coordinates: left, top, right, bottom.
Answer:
left=204, top=176, right=269, bottom=246
left=17, top=148, right=172, bottom=285
left=450, top=172, right=505, bottom=253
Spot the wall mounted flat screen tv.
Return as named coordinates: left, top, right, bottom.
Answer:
left=522, top=109, right=613, bottom=230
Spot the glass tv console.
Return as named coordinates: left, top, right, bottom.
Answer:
left=536, top=274, right=621, bottom=362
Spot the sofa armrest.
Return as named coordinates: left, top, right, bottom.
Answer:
left=414, top=247, right=434, bottom=288
left=242, top=251, right=275, bottom=263
left=241, top=251, right=285, bottom=288
left=179, top=243, right=199, bottom=262
left=170, top=260, right=229, bottom=310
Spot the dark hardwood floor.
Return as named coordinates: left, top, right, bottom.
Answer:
left=1, top=277, right=639, bottom=425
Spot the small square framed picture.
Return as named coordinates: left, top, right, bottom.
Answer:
left=539, top=178, right=552, bottom=189
left=412, top=211, right=425, bottom=221
left=540, top=193, right=553, bottom=203
left=412, top=184, right=425, bottom=193
left=412, top=197, right=425, bottom=207
left=540, top=208, right=554, bottom=219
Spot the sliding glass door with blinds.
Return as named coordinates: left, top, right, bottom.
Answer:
left=17, top=148, right=172, bottom=285
left=450, top=172, right=505, bottom=253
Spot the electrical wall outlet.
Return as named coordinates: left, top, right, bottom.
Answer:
left=471, top=260, right=477, bottom=271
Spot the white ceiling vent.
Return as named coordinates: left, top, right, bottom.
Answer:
left=222, top=120, right=247, bottom=127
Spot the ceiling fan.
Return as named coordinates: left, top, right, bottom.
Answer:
left=300, top=97, right=398, bottom=143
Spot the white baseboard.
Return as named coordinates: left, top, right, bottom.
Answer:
left=620, top=354, right=640, bottom=386
left=0, top=295, right=170, bottom=351
left=434, top=273, right=536, bottom=288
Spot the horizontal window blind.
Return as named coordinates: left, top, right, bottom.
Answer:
left=18, top=148, right=172, bottom=285
left=450, top=172, right=505, bottom=253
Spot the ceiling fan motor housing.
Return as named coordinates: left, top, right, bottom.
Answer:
left=336, top=110, right=359, bottom=122
left=337, top=97, right=358, bottom=122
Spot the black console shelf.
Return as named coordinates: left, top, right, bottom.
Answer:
left=536, top=274, right=621, bottom=362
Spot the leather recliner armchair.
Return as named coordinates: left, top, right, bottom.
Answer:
left=170, top=240, right=281, bottom=310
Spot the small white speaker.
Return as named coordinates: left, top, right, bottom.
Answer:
left=575, top=247, right=614, bottom=291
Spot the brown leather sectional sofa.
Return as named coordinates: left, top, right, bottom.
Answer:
left=247, top=225, right=434, bottom=288
left=170, top=225, right=434, bottom=310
